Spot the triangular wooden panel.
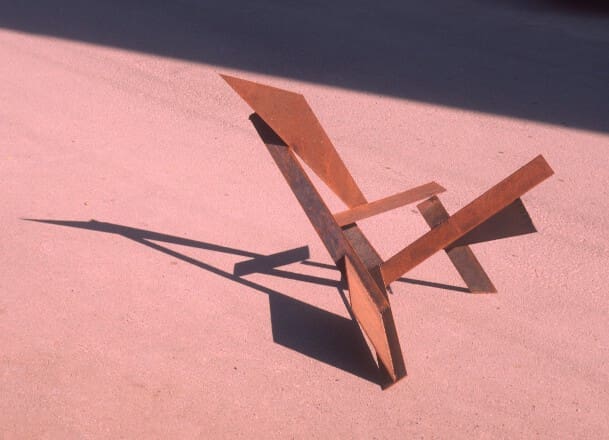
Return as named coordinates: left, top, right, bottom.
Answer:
left=221, top=74, right=367, bottom=208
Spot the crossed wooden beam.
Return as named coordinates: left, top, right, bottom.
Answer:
left=222, top=74, right=554, bottom=388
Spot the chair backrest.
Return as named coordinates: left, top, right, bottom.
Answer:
left=221, top=75, right=367, bottom=208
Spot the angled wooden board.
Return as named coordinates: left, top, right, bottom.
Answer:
left=334, top=181, right=446, bottom=226
left=449, top=198, right=536, bottom=248
left=221, top=74, right=367, bottom=208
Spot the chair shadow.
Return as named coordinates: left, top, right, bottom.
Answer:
left=23, top=218, right=466, bottom=384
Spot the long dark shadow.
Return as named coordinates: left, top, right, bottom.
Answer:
left=1, top=0, right=608, bottom=132
left=24, top=218, right=473, bottom=381
left=24, top=218, right=381, bottom=384
left=23, top=219, right=467, bottom=293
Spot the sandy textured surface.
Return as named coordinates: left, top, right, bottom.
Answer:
left=1, top=2, right=609, bottom=438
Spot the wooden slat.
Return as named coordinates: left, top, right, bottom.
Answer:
left=333, top=182, right=446, bottom=226
left=222, top=74, right=367, bottom=208
left=418, top=196, right=496, bottom=293
left=381, top=155, right=554, bottom=285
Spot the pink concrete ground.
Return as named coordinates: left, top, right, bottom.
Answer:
left=1, top=26, right=608, bottom=438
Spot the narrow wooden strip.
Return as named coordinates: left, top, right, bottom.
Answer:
left=381, top=155, right=553, bottom=285
left=333, top=182, right=446, bottom=226
left=418, top=196, right=496, bottom=292
left=251, top=113, right=386, bottom=310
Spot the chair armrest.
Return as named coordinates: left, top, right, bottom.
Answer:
left=333, top=181, right=446, bottom=226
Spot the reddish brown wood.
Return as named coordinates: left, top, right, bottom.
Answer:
left=345, top=256, right=406, bottom=384
left=418, top=196, right=496, bottom=293
left=233, top=246, right=310, bottom=276
left=222, top=74, right=367, bottom=208
left=342, top=223, right=386, bottom=293
left=381, top=155, right=554, bottom=285
left=333, top=181, right=446, bottom=226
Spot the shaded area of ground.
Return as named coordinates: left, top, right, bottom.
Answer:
left=21, top=218, right=475, bottom=385
left=1, top=0, right=608, bottom=132
left=22, top=219, right=382, bottom=384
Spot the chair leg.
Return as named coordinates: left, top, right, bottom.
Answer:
left=418, top=196, right=496, bottom=293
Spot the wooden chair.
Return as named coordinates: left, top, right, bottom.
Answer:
left=222, top=74, right=553, bottom=388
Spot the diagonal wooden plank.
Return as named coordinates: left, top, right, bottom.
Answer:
left=221, top=74, right=367, bottom=208
left=249, top=113, right=406, bottom=385
left=381, top=155, right=554, bottom=285
left=333, top=181, right=446, bottom=226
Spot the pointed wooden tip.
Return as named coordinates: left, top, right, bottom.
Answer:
left=219, top=73, right=255, bottom=101
left=532, top=154, right=555, bottom=178
left=219, top=73, right=247, bottom=90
